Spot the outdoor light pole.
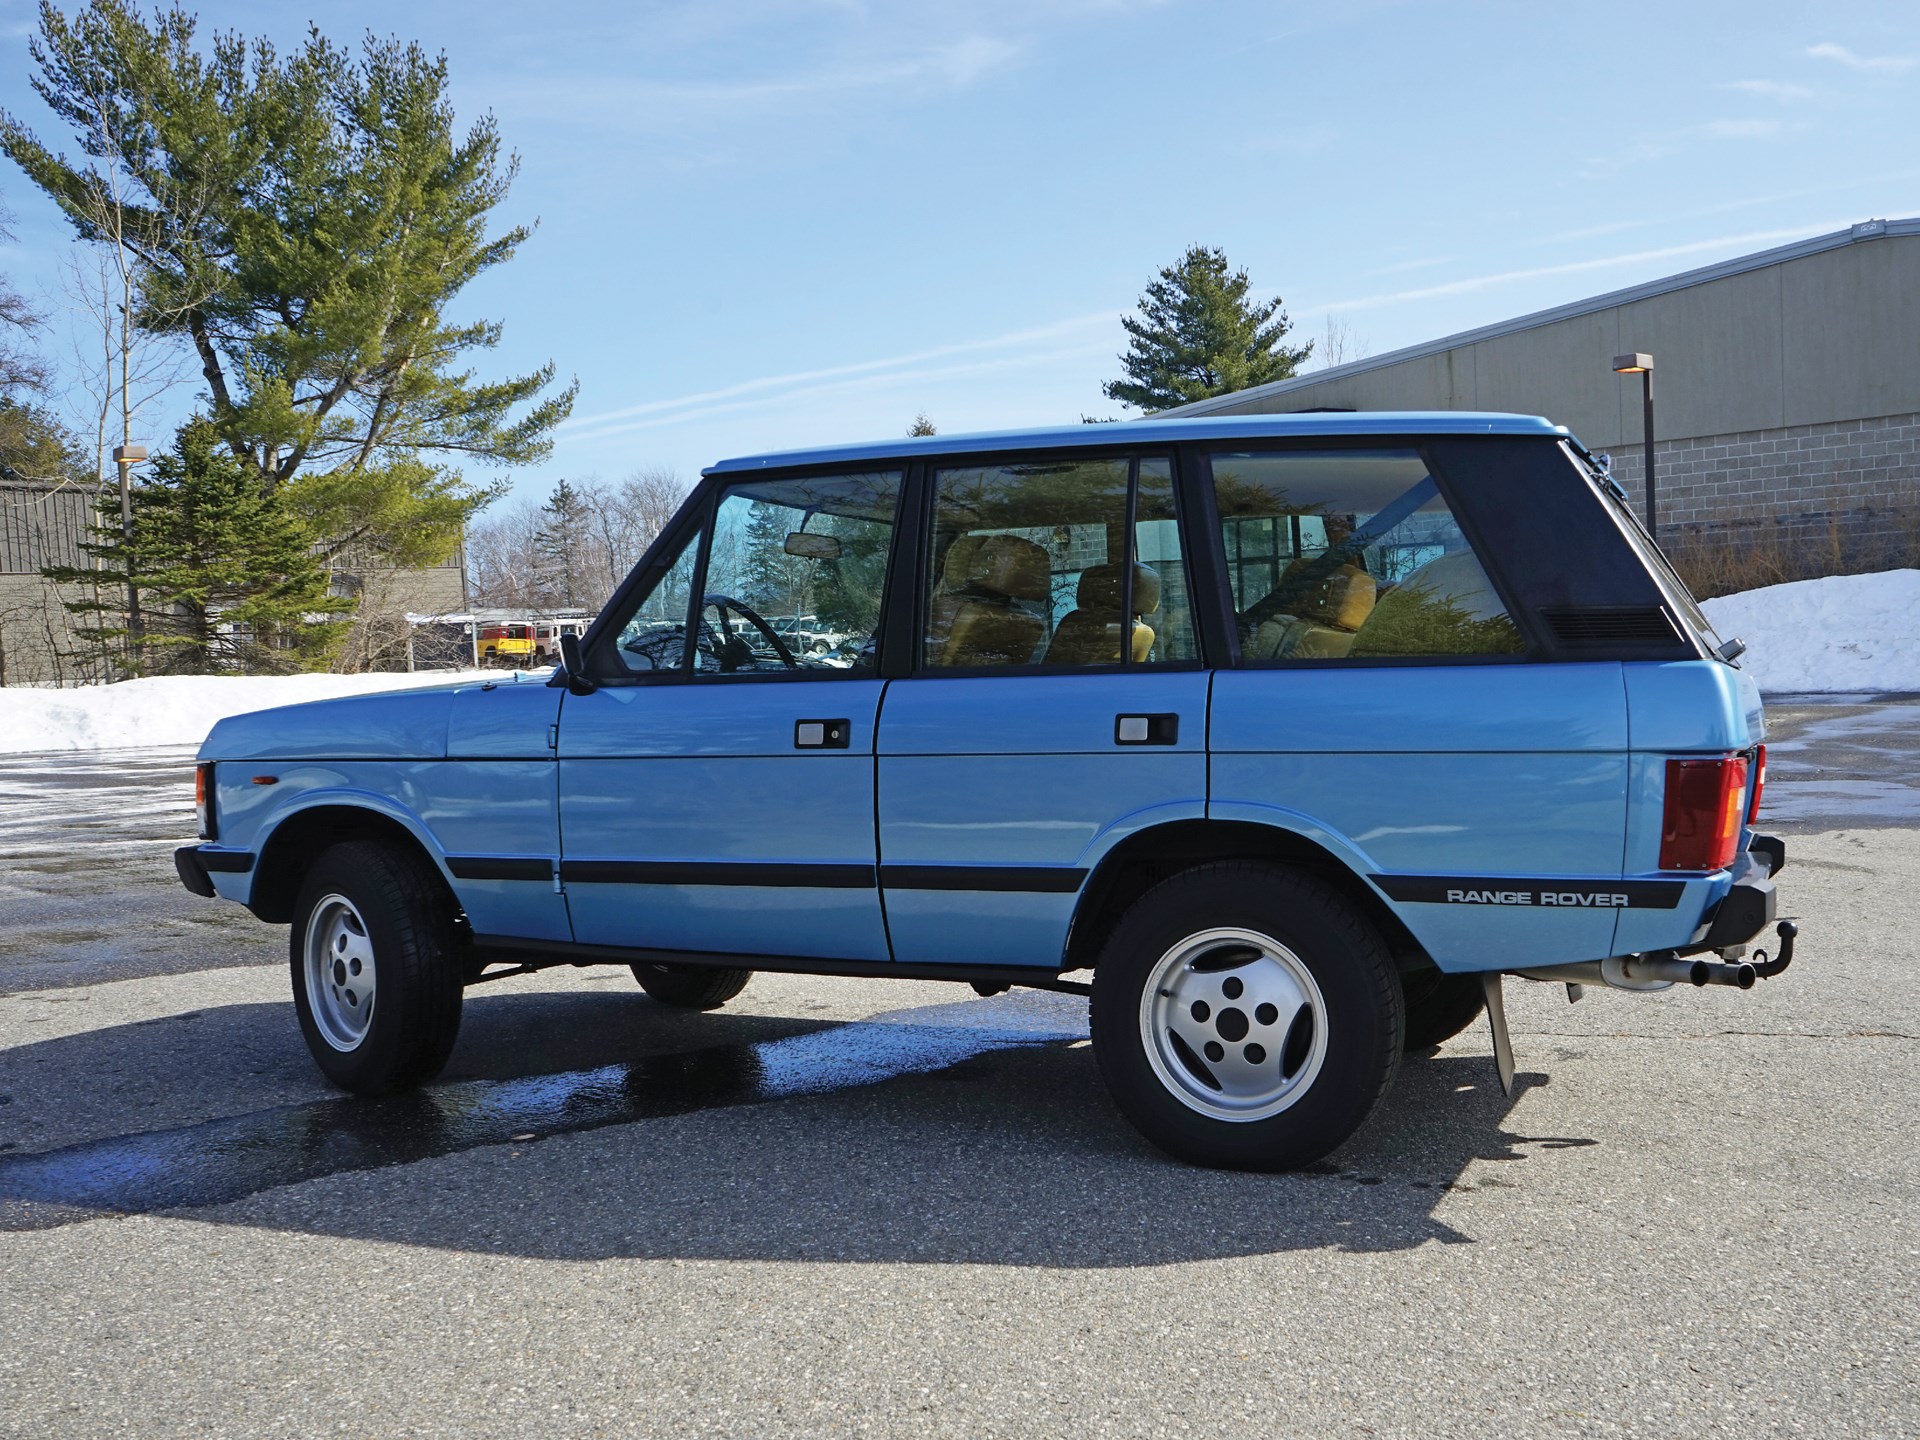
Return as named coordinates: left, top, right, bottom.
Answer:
left=1612, top=353, right=1657, bottom=540
left=111, top=442, right=148, bottom=650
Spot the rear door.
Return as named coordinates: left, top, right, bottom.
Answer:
left=558, top=469, right=904, bottom=962
left=877, top=452, right=1209, bottom=969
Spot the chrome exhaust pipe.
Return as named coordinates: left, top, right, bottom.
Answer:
left=1517, top=954, right=1756, bottom=991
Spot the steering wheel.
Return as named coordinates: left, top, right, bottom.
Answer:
left=702, top=595, right=800, bottom=670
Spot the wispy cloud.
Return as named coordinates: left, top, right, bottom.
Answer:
left=493, top=34, right=1023, bottom=134
left=1806, top=42, right=1915, bottom=74
left=1720, top=79, right=1815, bottom=101
left=1318, top=223, right=1855, bottom=314
left=565, top=312, right=1113, bottom=441
left=1704, top=118, right=1788, bottom=139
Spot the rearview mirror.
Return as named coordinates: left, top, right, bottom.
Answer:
left=784, top=532, right=841, bottom=560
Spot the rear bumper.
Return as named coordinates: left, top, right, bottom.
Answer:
left=1699, top=832, right=1787, bottom=949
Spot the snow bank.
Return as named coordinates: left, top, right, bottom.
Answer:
left=1701, top=569, right=1920, bottom=695
left=0, top=670, right=528, bottom=755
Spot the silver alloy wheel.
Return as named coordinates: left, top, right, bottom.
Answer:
left=303, top=892, right=378, bottom=1052
left=1139, top=926, right=1329, bottom=1122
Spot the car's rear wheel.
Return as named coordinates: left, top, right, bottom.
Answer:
left=290, top=840, right=464, bottom=1094
left=1400, top=967, right=1487, bottom=1051
left=630, top=962, right=752, bottom=1010
left=1091, top=862, right=1403, bottom=1171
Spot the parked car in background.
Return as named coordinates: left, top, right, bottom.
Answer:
left=175, top=413, right=1794, bottom=1170
left=534, top=617, right=590, bottom=665
left=476, top=622, right=536, bottom=667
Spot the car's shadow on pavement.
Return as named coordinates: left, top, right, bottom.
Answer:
left=0, top=985, right=1591, bottom=1261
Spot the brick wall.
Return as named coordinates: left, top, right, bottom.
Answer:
left=1603, top=410, right=1920, bottom=556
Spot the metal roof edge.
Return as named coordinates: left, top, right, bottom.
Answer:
left=704, top=412, right=1566, bottom=473
left=1163, top=217, right=1920, bottom=417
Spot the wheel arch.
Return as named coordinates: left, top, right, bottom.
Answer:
left=249, top=801, right=452, bottom=925
left=1062, top=818, right=1431, bottom=975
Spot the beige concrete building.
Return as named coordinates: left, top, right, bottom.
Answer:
left=1167, top=218, right=1920, bottom=553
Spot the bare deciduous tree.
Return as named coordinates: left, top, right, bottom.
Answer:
left=1316, top=317, right=1372, bottom=370
left=467, top=467, right=689, bottom=613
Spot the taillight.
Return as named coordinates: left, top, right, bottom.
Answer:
left=1748, top=744, right=1766, bottom=824
left=1660, top=756, right=1748, bottom=871
left=195, top=762, right=216, bottom=841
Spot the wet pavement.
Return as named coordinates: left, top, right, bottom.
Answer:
left=0, top=712, right=1916, bottom=1434
left=1761, top=694, right=1920, bottom=830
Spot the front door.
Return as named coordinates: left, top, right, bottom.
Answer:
left=878, top=452, right=1210, bottom=969
left=559, top=468, right=904, bottom=962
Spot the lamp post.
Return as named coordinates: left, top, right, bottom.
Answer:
left=1611, top=353, right=1657, bottom=540
left=112, top=442, right=148, bottom=654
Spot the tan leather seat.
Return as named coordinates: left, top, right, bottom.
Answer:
left=1348, top=549, right=1523, bottom=657
left=1248, top=561, right=1376, bottom=660
left=1045, top=562, right=1160, bottom=665
left=926, top=533, right=1050, bottom=667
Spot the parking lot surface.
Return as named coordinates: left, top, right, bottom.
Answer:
left=1, top=701, right=1915, bottom=1437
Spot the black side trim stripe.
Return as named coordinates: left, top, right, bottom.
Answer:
left=447, top=856, right=552, bottom=882
left=1370, top=875, right=1685, bottom=910
left=196, top=848, right=255, bottom=874
left=880, top=865, right=1087, bottom=894
left=560, top=860, right=876, bottom=889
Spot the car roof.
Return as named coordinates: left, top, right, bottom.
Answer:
left=703, top=411, right=1569, bottom=475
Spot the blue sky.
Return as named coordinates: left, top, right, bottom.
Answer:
left=3, top=0, right=1918, bottom=504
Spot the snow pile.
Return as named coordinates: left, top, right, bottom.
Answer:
left=0, top=670, right=532, bottom=755
left=1702, top=569, right=1920, bottom=695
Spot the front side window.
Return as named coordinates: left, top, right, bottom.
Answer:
left=697, top=470, right=902, bottom=674
left=1211, top=448, right=1526, bottom=662
left=923, top=453, right=1197, bottom=670
left=599, top=469, right=901, bottom=676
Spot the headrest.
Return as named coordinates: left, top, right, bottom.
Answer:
left=1076, top=562, right=1162, bottom=615
left=936, top=533, right=987, bottom=594
left=959, top=533, right=1049, bottom=604
left=1279, top=558, right=1376, bottom=631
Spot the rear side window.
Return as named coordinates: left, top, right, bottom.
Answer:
left=1210, top=449, right=1526, bottom=662
left=923, top=454, right=1198, bottom=670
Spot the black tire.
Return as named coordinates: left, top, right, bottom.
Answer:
left=289, top=840, right=464, bottom=1094
left=1090, top=862, right=1404, bottom=1172
left=630, top=962, right=752, bottom=1010
left=1400, top=967, right=1487, bottom=1051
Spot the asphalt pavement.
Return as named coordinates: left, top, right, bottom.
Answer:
left=0, top=701, right=1915, bottom=1437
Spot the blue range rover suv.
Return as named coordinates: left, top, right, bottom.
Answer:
left=175, top=413, right=1794, bottom=1170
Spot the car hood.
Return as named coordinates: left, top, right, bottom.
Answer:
left=198, top=673, right=566, bottom=762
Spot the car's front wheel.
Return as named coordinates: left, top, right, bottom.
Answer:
left=1091, top=862, right=1404, bottom=1171
left=290, top=840, right=464, bottom=1094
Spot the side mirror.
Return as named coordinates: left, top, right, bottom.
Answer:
left=558, top=631, right=597, bottom=695
left=785, top=531, right=841, bottom=560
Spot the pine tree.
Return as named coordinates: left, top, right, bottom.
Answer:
left=1103, top=245, right=1312, bottom=413
left=533, top=478, right=591, bottom=608
left=1, top=2, right=576, bottom=572
left=42, top=418, right=348, bottom=672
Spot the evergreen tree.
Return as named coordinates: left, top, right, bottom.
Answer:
left=533, top=478, right=590, bottom=608
left=43, top=418, right=348, bottom=672
left=1103, top=245, right=1312, bottom=413
left=907, top=413, right=936, bottom=437
left=1, top=2, right=576, bottom=571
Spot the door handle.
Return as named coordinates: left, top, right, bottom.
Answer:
left=1115, top=714, right=1179, bottom=745
left=795, top=718, right=851, bottom=749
